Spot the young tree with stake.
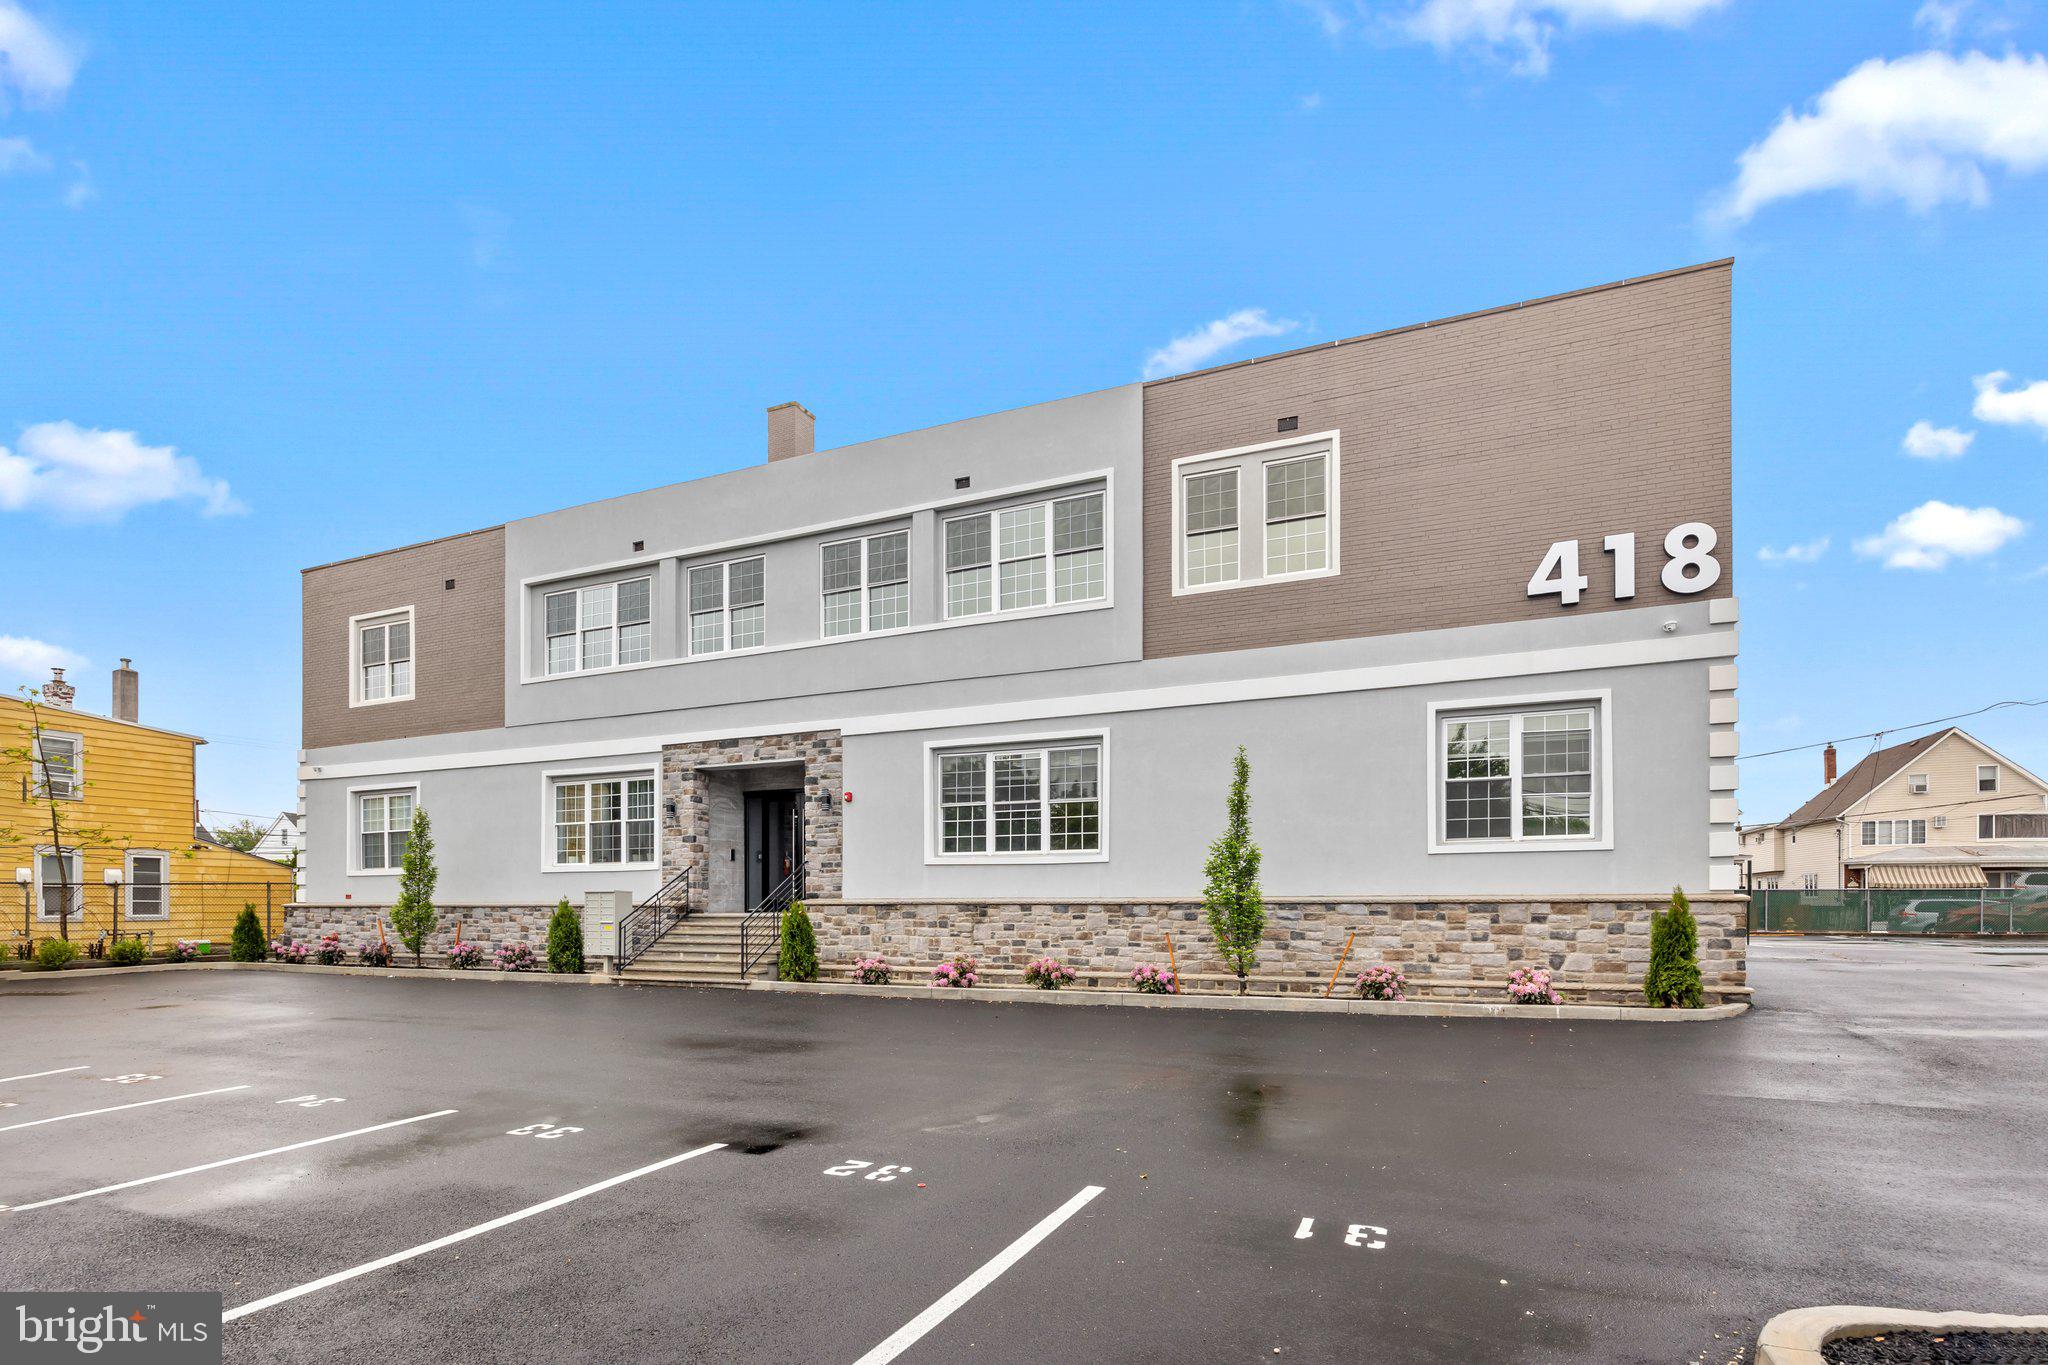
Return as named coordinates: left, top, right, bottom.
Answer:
left=389, top=806, right=438, bottom=967
left=1204, top=746, right=1265, bottom=995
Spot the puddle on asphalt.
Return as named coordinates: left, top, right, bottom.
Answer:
left=715, top=1120, right=822, bottom=1155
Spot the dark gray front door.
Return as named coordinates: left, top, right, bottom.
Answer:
left=744, top=791, right=801, bottom=910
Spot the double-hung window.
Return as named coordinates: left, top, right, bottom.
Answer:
left=944, top=491, right=1106, bottom=620
left=1175, top=435, right=1338, bottom=592
left=690, top=556, right=766, bottom=655
left=1264, top=453, right=1329, bottom=577
left=356, top=789, right=415, bottom=872
left=1978, top=764, right=2000, bottom=793
left=30, top=731, right=81, bottom=800
left=545, top=577, right=652, bottom=675
left=1439, top=707, right=1597, bottom=845
left=551, top=773, right=656, bottom=867
left=822, top=531, right=910, bottom=637
left=34, top=848, right=82, bottom=921
left=355, top=611, right=413, bottom=704
left=1860, top=819, right=1927, bottom=846
left=126, top=851, right=168, bottom=919
left=935, top=742, right=1102, bottom=857
left=1181, top=470, right=1240, bottom=588
left=1979, top=812, right=2048, bottom=839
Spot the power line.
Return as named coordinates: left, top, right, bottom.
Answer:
left=1744, top=696, right=2048, bottom=762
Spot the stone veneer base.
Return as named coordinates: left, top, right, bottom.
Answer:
left=283, top=904, right=558, bottom=967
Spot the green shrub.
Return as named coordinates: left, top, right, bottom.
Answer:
left=35, top=936, right=80, bottom=969
left=777, top=902, right=819, bottom=982
left=108, top=937, right=149, bottom=966
left=230, top=906, right=265, bottom=962
left=547, top=899, right=584, bottom=974
left=1203, top=746, right=1265, bottom=995
left=390, top=806, right=438, bottom=967
left=1644, top=887, right=1705, bottom=1009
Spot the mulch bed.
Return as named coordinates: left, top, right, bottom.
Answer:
left=1824, top=1331, right=2048, bottom=1363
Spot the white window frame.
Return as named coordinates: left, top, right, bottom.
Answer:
left=542, top=766, right=661, bottom=873
left=348, top=783, right=419, bottom=877
left=688, top=556, right=767, bottom=658
left=942, top=490, right=1108, bottom=622
left=1978, top=763, right=2000, bottom=793
left=1978, top=812, right=2048, bottom=841
left=1171, top=432, right=1341, bottom=597
left=349, top=607, right=415, bottom=707
left=543, top=576, right=653, bottom=677
left=32, top=846, right=84, bottom=921
left=1860, top=819, right=1927, bottom=846
left=29, top=729, right=83, bottom=800
left=1426, top=691, right=1613, bottom=855
left=821, top=530, right=912, bottom=639
left=125, top=849, right=170, bottom=921
left=1908, top=773, right=1929, bottom=795
left=922, top=731, right=1110, bottom=865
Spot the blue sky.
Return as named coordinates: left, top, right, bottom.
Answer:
left=3, top=0, right=2046, bottom=830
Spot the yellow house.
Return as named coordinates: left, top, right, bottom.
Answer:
left=3, top=662, right=295, bottom=953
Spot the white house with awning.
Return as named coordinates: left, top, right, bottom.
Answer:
left=1741, top=727, right=2048, bottom=890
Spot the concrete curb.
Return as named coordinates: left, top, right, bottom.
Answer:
left=1757, top=1306, right=2048, bottom=1364
left=0, top=961, right=607, bottom=986
left=749, top=979, right=1748, bottom=1021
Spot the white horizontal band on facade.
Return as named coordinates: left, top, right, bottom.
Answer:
left=300, top=628, right=1737, bottom=784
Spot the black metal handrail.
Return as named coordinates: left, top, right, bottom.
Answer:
left=618, top=870, right=692, bottom=968
left=739, top=865, right=802, bottom=980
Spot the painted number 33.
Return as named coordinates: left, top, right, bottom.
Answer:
left=1526, top=523, right=1720, bottom=607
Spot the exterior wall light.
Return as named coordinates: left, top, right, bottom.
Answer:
left=12, top=868, right=28, bottom=885
left=103, top=868, right=123, bottom=885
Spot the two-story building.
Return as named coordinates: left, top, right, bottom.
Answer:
left=293, top=260, right=1745, bottom=996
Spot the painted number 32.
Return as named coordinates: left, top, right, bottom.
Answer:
left=1527, top=523, right=1720, bottom=607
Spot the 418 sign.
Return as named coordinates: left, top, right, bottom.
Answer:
left=1526, top=522, right=1720, bottom=607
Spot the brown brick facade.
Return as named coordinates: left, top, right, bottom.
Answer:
left=302, top=526, right=508, bottom=749
left=1142, top=261, right=1733, bottom=658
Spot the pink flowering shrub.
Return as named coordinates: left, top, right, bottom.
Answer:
left=313, top=934, right=347, bottom=966
left=1130, top=963, right=1177, bottom=995
left=495, top=942, right=538, bottom=972
left=359, top=940, right=394, bottom=968
left=167, top=940, right=202, bottom=962
left=930, top=956, right=980, bottom=988
left=269, top=938, right=309, bottom=964
left=852, top=957, right=891, bottom=985
left=1023, top=957, right=1077, bottom=990
left=1507, top=966, right=1562, bottom=1005
left=445, top=941, right=485, bottom=969
left=1355, top=965, right=1408, bottom=1001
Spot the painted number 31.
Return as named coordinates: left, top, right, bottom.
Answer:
left=1526, top=523, right=1720, bottom=607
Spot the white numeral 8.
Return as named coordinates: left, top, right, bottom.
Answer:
left=1660, top=522, right=1721, bottom=595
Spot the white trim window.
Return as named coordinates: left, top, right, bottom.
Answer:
left=1979, top=812, right=2048, bottom=840
left=936, top=742, right=1102, bottom=857
left=355, top=610, right=414, bottom=705
left=1173, top=433, right=1339, bottom=594
left=545, top=577, right=652, bottom=675
left=30, top=730, right=82, bottom=800
left=1181, top=468, right=1240, bottom=588
left=1440, top=707, right=1597, bottom=844
left=1860, top=819, right=1927, bottom=846
left=823, top=531, right=910, bottom=638
left=944, top=491, right=1105, bottom=620
left=126, top=850, right=169, bottom=920
left=690, top=556, right=766, bottom=655
left=34, top=847, right=83, bottom=921
left=356, top=789, right=416, bottom=872
left=1263, top=452, right=1329, bottom=578
left=551, top=773, right=656, bottom=868
left=1978, top=764, right=2000, bottom=793
left=1908, top=773, right=1929, bottom=795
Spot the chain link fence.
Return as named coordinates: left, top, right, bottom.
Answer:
left=1750, top=887, right=2048, bottom=936
left=6, top=881, right=291, bottom=958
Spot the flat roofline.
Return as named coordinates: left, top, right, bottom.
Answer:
left=1142, top=258, right=1734, bottom=389
left=301, top=523, right=506, bottom=575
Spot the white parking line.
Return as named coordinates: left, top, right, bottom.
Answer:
left=0, top=1066, right=90, bottom=1085
left=0, top=1085, right=250, bottom=1134
left=852, top=1184, right=1105, bottom=1365
left=222, top=1142, right=728, bottom=1323
left=2, top=1109, right=459, bottom=1212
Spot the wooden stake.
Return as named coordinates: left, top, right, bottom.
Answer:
left=1164, top=930, right=1179, bottom=993
left=1323, top=931, right=1357, bottom=999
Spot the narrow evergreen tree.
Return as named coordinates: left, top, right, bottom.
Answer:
left=389, top=806, right=439, bottom=968
left=778, top=901, right=819, bottom=982
left=547, top=899, right=584, bottom=973
left=1644, top=886, right=1704, bottom=1008
left=229, top=905, right=265, bottom=962
left=1203, top=746, right=1265, bottom=995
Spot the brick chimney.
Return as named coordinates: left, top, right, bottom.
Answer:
left=767, top=402, right=815, bottom=463
left=42, top=667, right=74, bottom=709
left=1823, top=743, right=1837, bottom=786
left=112, top=658, right=139, bottom=724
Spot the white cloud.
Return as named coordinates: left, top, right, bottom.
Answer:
left=1854, top=499, right=2024, bottom=570
left=0, top=132, right=46, bottom=173
left=0, top=1, right=79, bottom=110
left=0, top=634, right=84, bottom=682
left=1757, top=537, right=1830, bottom=564
left=1291, top=0, right=1351, bottom=39
left=60, top=157, right=90, bottom=208
left=1973, top=370, right=2048, bottom=434
left=1712, top=50, right=2048, bottom=224
left=1901, top=420, right=1975, bottom=459
left=1298, top=91, right=1325, bottom=112
left=1390, top=0, right=1727, bottom=78
left=1914, top=0, right=1967, bottom=43
left=1143, top=309, right=1301, bottom=380
left=0, top=421, right=246, bottom=523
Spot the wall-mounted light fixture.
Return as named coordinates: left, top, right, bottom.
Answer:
left=12, top=867, right=29, bottom=885
left=103, top=868, right=123, bottom=886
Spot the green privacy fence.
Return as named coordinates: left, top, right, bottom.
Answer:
left=1751, top=888, right=2048, bottom=936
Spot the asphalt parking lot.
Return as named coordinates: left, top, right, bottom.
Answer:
left=2, top=937, right=2044, bottom=1364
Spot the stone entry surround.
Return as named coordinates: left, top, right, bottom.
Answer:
left=805, top=896, right=1748, bottom=1002
left=661, top=730, right=844, bottom=909
left=284, top=903, right=554, bottom=965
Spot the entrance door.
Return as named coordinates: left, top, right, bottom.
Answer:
left=744, top=791, right=802, bottom=911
